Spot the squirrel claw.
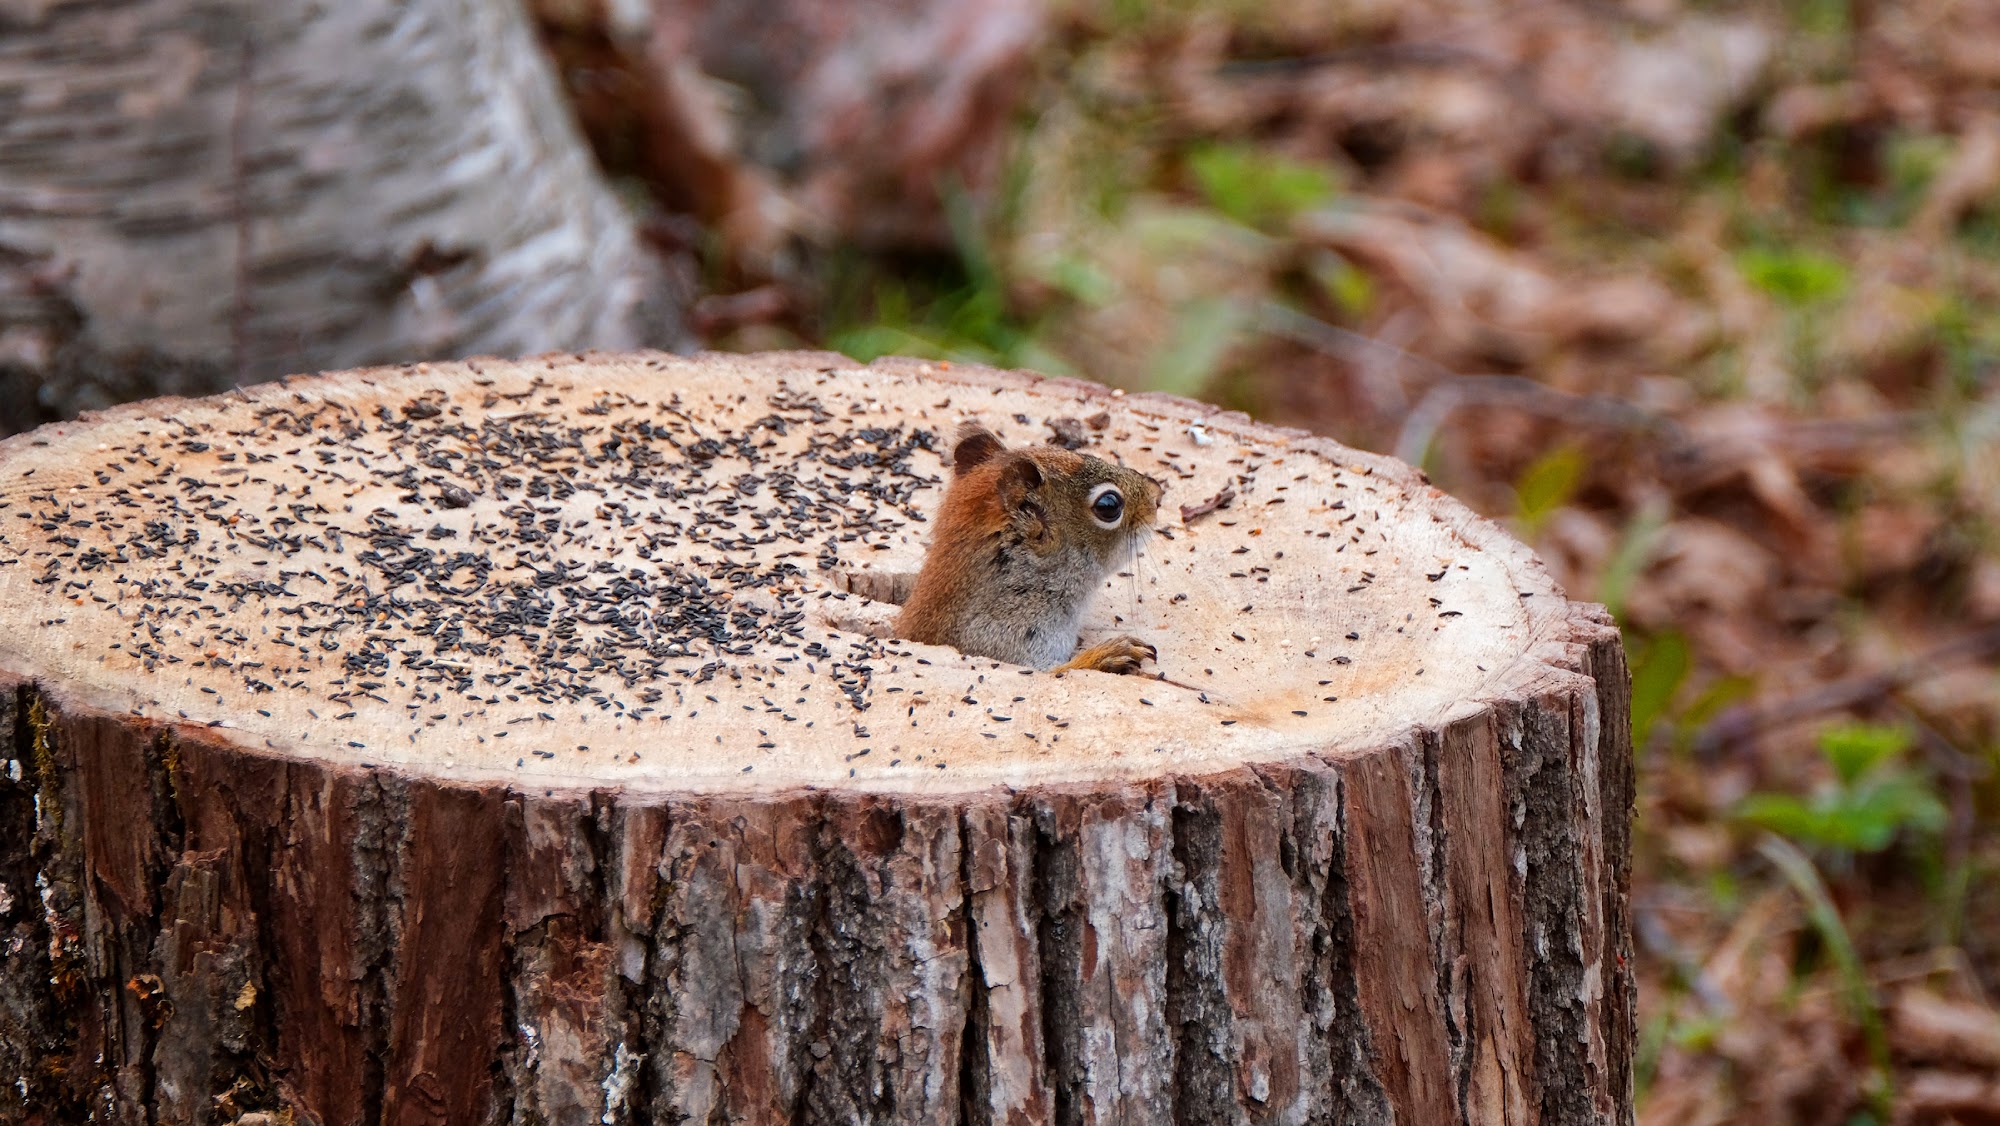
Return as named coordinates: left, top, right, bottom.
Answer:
left=1056, top=636, right=1157, bottom=676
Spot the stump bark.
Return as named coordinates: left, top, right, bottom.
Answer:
left=0, top=351, right=1634, bottom=1125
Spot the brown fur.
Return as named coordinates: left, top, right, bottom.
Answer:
left=898, top=423, right=1162, bottom=672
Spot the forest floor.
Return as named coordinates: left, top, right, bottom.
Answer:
left=535, top=1, right=2000, bottom=1120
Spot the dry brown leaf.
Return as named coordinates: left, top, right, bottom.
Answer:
left=1298, top=199, right=1557, bottom=357
left=1855, top=503, right=1945, bottom=579
left=1597, top=18, right=1774, bottom=162
left=1540, top=508, right=1618, bottom=593
left=1937, top=4, right=2000, bottom=85
left=1702, top=890, right=1797, bottom=1005
left=1298, top=198, right=1699, bottom=363
left=1912, top=116, right=2000, bottom=242
left=1968, top=558, right=2000, bottom=623
left=1765, top=82, right=1873, bottom=140
left=1673, top=407, right=1840, bottom=537
left=1637, top=1072, right=1732, bottom=1126
left=1893, top=990, right=2000, bottom=1069
left=1818, top=241, right=1949, bottom=377
left=1899, top=1069, right=2000, bottom=1124
left=1627, top=518, right=1778, bottom=622
left=1662, top=824, right=1734, bottom=871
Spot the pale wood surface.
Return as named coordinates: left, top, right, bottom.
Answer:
left=0, top=350, right=1591, bottom=794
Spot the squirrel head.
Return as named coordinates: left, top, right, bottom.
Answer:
left=896, top=421, right=1164, bottom=669
left=947, top=422, right=1162, bottom=564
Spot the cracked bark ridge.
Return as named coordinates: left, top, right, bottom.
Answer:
left=0, top=351, right=1633, bottom=1124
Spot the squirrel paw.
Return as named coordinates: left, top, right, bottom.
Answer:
left=1056, top=636, right=1157, bottom=676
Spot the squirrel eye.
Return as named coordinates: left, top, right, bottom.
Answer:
left=1088, top=483, right=1125, bottom=529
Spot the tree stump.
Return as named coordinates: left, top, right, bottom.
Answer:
left=0, top=351, right=1633, bottom=1125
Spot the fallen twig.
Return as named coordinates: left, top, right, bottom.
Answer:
left=1693, top=624, right=2000, bottom=758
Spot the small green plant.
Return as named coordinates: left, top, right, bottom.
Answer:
left=1635, top=1007, right=1729, bottom=1100
left=1308, top=250, right=1375, bottom=318
left=824, top=176, right=1074, bottom=372
left=827, top=277, right=1047, bottom=370
left=1148, top=295, right=1251, bottom=397
left=1759, top=834, right=1894, bottom=1113
left=1595, top=497, right=1669, bottom=621
left=1511, top=444, right=1587, bottom=539
left=1736, top=246, right=1850, bottom=307
left=1885, top=133, right=1954, bottom=223
left=1186, top=143, right=1340, bottom=231
left=1626, top=630, right=1690, bottom=751
left=1734, top=723, right=1947, bottom=853
left=1793, top=0, right=1855, bottom=38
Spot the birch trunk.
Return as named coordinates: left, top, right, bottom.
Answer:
left=0, top=0, right=687, bottom=434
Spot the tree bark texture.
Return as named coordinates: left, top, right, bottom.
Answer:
left=0, top=352, right=1633, bottom=1125
left=0, top=0, right=688, bottom=435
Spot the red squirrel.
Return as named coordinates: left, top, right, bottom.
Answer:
left=898, top=422, right=1162, bottom=674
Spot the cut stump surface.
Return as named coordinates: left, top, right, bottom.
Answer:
left=0, top=351, right=1633, bottom=1125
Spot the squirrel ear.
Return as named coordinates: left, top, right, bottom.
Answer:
left=995, top=454, right=1044, bottom=510
left=952, top=424, right=1005, bottom=474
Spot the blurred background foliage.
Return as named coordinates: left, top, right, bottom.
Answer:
left=532, top=0, right=2000, bottom=1118
left=6, top=0, right=1992, bottom=1118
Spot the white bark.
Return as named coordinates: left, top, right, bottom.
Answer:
left=0, top=0, right=688, bottom=431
